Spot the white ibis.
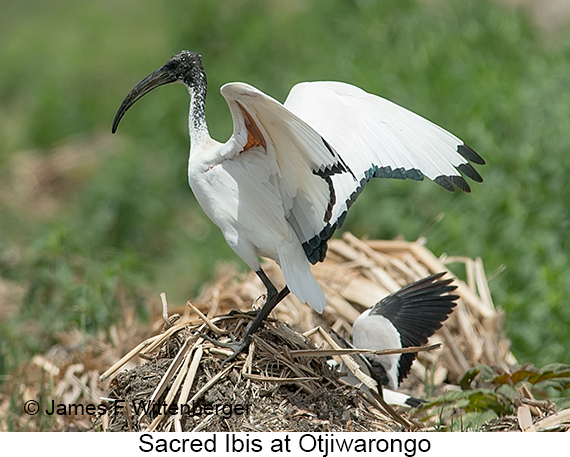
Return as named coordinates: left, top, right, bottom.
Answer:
left=332, top=272, right=458, bottom=406
left=112, top=50, right=483, bottom=361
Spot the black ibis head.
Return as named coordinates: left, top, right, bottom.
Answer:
left=112, top=50, right=205, bottom=133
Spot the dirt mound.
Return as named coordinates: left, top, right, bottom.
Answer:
left=101, top=313, right=402, bottom=432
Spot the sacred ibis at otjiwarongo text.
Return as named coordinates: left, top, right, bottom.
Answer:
left=112, top=50, right=484, bottom=362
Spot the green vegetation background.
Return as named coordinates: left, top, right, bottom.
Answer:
left=1, top=0, right=570, bottom=377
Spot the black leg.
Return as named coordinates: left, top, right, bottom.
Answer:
left=219, top=269, right=289, bottom=364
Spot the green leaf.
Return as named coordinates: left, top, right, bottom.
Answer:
left=460, top=367, right=481, bottom=390
left=466, top=390, right=512, bottom=415
left=510, top=366, right=540, bottom=384
left=492, top=371, right=513, bottom=386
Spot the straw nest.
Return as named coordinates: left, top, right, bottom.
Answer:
left=97, top=232, right=515, bottom=432
left=7, top=233, right=570, bottom=432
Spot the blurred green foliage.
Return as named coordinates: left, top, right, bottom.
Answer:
left=416, top=363, right=570, bottom=430
left=1, top=0, right=570, bottom=375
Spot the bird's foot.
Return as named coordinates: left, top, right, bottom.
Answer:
left=221, top=336, right=251, bottom=365
left=198, top=331, right=251, bottom=365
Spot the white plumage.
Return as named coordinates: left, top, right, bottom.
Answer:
left=112, top=50, right=482, bottom=359
left=352, top=309, right=402, bottom=390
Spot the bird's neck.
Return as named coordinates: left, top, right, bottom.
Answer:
left=187, top=78, right=211, bottom=147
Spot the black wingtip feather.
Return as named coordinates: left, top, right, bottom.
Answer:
left=434, top=175, right=456, bottom=192
left=458, top=143, right=486, bottom=165
left=457, top=163, right=483, bottom=183
left=449, top=175, right=471, bottom=193
left=370, top=273, right=459, bottom=383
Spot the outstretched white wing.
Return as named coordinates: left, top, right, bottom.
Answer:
left=220, top=81, right=483, bottom=268
left=283, top=81, right=483, bottom=262
left=285, top=81, right=483, bottom=187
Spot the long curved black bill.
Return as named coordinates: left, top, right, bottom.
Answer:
left=112, top=67, right=177, bottom=133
